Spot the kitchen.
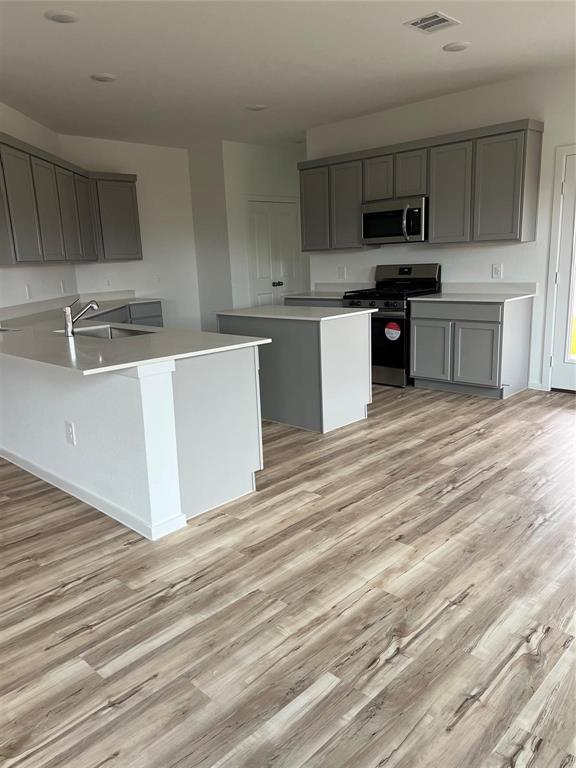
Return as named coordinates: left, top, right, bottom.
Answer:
left=0, top=2, right=574, bottom=767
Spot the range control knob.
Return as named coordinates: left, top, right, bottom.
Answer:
left=369, top=301, right=376, bottom=307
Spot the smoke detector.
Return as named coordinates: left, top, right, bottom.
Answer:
left=404, top=12, right=461, bottom=34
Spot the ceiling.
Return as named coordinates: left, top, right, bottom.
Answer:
left=0, top=1, right=574, bottom=147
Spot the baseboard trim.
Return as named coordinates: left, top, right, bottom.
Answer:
left=0, top=447, right=187, bottom=540
left=528, top=381, right=550, bottom=391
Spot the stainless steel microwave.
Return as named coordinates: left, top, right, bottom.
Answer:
left=361, top=196, right=428, bottom=245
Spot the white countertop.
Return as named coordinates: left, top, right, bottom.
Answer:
left=217, top=305, right=378, bottom=321
left=284, top=291, right=344, bottom=300
left=0, top=314, right=270, bottom=376
left=408, top=292, right=535, bottom=304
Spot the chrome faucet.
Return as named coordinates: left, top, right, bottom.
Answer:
left=63, top=299, right=100, bottom=337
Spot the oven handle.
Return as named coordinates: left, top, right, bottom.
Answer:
left=401, top=204, right=409, bottom=241
left=371, top=311, right=406, bottom=319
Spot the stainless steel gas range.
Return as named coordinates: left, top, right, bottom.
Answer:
left=344, top=263, right=441, bottom=387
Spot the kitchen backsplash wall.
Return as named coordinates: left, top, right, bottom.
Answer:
left=306, top=66, right=576, bottom=387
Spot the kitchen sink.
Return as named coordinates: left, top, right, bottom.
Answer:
left=54, top=325, right=155, bottom=340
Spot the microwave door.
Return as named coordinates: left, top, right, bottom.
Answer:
left=362, top=209, right=405, bottom=242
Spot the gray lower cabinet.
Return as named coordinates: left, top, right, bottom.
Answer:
left=30, top=157, right=65, bottom=261
left=300, top=167, right=330, bottom=251
left=330, top=161, right=362, bottom=248
left=410, top=319, right=452, bottom=381
left=363, top=155, right=393, bottom=202
left=74, top=175, right=98, bottom=262
left=55, top=167, right=83, bottom=260
left=395, top=148, right=427, bottom=197
left=429, top=141, right=473, bottom=243
left=410, top=298, right=532, bottom=399
left=97, top=180, right=142, bottom=261
left=0, top=161, right=15, bottom=265
left=473, top=131, right=524, bottom=241
left=0, top=145, right=43, bottom=262
left=453, top=321, right=501, bottom=387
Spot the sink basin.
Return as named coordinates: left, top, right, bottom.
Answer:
left=54, top=325, right=155, bottom=340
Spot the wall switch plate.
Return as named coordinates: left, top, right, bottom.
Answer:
left=491, top=264, right=503, bottom=280
left=25, top=284, right=32, bottom=300
left=336, top=265, right=348, bottom=281
left=65, top=421, right=77, bottom=446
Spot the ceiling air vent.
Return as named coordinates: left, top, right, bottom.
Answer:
left=404, top=12, right=461, bottom=33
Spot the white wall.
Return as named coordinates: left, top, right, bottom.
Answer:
left=0, top=104, right=201, bottom=328
left=187, top=139, right=233, bottom=331
left=62, top=135, right=201, bottom=329
left=306, top=66, right=576, bottom=386
left=0, top=104, right=78, bottom=307
left=223, top=140, right=305, bottom=308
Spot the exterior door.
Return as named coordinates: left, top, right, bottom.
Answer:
left=249, top=200, right=308, bottom=306
left=551, top=151, right=576, bottom=391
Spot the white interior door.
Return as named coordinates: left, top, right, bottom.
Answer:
left=248, top=200, right=308, bottom=305
left=551, top=151, right=576, bottom=391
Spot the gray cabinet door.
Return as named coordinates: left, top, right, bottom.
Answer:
left=0, top=160, right=16, bottom=266
left=330, top=161, right=362, bottom=248
left=0, top=145, right=42, bottom=262
left=395, top=148, right=427, bottom=197
left=97, top=180, right=142, bottom=260
left=473, top=131, right=524, bottom=241
left=30, top=157, right=65, bottom=261
left=74, top=174, right=98, bottom=261
left=429, top=141, right=473, bottom=243
left=410, top=318, right=452, bottom=381
left=453, top=321, right=502, bottom=387
left=363, top=155, right=393, bottom=201
left=300, top=167, right=330, bottom=251
left=55, top=167, right=83, bottom=260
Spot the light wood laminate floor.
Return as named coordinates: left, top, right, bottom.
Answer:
left=1, top=387, right=575, bottom=768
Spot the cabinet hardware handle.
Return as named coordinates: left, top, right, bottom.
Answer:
left=272, top=281, right=284, bottom=287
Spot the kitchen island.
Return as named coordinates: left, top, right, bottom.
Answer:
left=217, top=305, right=377, bottom=432
left=0, top=311, right=270, bottom=539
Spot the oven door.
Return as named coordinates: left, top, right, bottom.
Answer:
left=371, top=313, right=408, bottom=387
left=362, top=197, right=427, bottom=245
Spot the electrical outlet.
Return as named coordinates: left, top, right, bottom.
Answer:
left=65, top=421, right=77, bottom=446
left=491, top=264, right=503, bottom=280
left=25, top=284, right=32, bottom=300
left=336, top=265, right=347, bottom=281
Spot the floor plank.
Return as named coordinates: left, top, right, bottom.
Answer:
left=0, top=386, right=574, bottom=767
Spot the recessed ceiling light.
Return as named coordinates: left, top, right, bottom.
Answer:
left=90, top=73, right=118, bottom=83
left=44, top=10, right=78, bottom=23
left=246, top=104, right=267, bottom=112
left=442, top=41, right=471, bottom=52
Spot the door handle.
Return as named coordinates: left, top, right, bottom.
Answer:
left=272, top=281, right=284, bottom=287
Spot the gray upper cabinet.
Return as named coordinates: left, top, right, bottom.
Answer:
left=0, top=145, right=43, bottom=262
left=300, top=167, right=330, bottom=251
left=395, top=149, right=427, bottom=197
left=97, top=180, right=142, bottom=261
left=410, top=318, right=452, bottom=381
left=55, top=167, right=83, bottom=260
left=428, top=141, right=473, bottom=243
left=453, top=321, right=501, bottom=387
left=74, top=174, right=98, bottom=262
left=363, top=155, right=393, bottom=202
left=0, top=161, right=16, bottom=266
left=473, top=131, right=524, bottom=241
left=30, top=157, right=65, bottom=261
left=330, top=161, right=362, bottom=248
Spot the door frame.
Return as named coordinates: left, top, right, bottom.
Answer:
left=245, top=194, right=306, bottom=307
left=542, top=144, right=576, bottom=390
